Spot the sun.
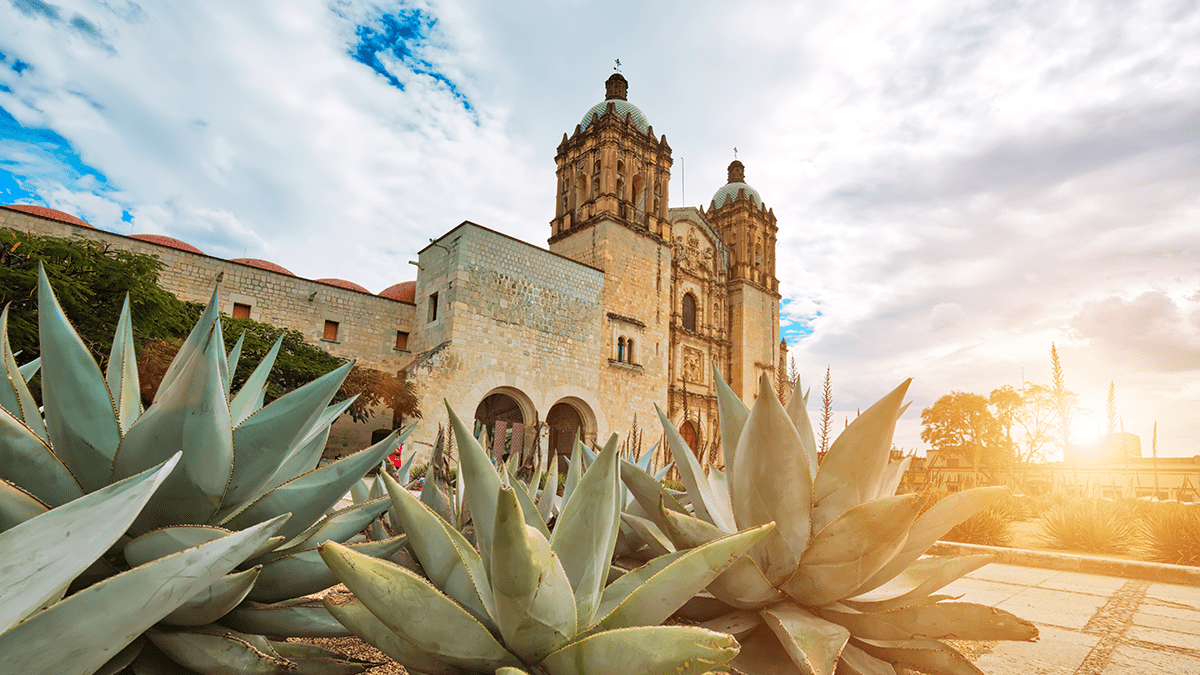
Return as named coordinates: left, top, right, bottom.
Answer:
left=1071, top=413, right=1103, bottom=443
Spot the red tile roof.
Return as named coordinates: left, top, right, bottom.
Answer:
left=129, top=233, right=205, bottom=254
left=3, top=204, right=95, bottom=229
left=378, top=280, right=416, bottom=303
left=230, top=258, right=295, bottom=276
left=316, top=278, right=370, bottom=294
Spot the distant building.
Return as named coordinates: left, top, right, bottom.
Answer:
left=918, top=432, right=1200, bottom=501
left=1, top=73, right=787, bottom=469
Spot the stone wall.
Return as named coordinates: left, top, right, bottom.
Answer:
left=406, top=222, right=610, bottom=460
left=1, top=206, right=416, bottom=454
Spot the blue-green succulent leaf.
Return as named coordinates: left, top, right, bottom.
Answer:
left=0, top=455, right=178, bottom=634
left=1, top=304, right=47, bottom=440
left=113, top=326, right=234, bottom=531
left=156, top=286, right=219, bottom=403
left=36, top=265, right=121, bottom=491
left=105, top=295, right=143, bottom=434
left=248, top=536, right=406, bottom=603
left=0, top=405, right=84, bottom=507
left=228, top=333, right=283, bottom=426
left=221, top=428, right=401, bottom=542
left=159, top=566, right=260, bottom=626
left=222, top=599, right=352, bottom=638
left=0, top=479, right=50, bottom=532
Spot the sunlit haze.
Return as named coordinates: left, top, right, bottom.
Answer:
left=3, top=1, right=1199, bottom=457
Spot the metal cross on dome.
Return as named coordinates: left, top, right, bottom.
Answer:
left=734, top=147, right=738, bottom=159
left=614, top=59, right=622, bottom=72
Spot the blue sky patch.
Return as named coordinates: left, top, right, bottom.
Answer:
left=780, top=298, right=816, bottom=344
left=350, top=9, right=470, bottom=110
left=0, top=105, right=119, bottom=213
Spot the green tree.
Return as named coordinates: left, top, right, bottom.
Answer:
left=0, top=227, right=200, bottom=361
left=920, top=391, right=1012, bottom=485
left=989, top=383, right=1057, bottom=482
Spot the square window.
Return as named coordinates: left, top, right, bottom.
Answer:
left=232, top=302, right=251, bottom=319
left=428, top=292, right=439, bottom=322
left=323, top=320, right=339, bottom=342
left=395, top=331, right=409, bottom=350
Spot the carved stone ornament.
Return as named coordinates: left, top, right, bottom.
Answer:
left=683, top=347, right=704, bottom=383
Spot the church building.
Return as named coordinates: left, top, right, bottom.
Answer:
left=0, top=73, right=786, bottom=469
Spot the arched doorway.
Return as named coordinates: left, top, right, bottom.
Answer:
left=475, top=391, right=526, bottom=461
left=547, top=402, right=583, bottom=472
left=679, top=420, right=700, bottom=455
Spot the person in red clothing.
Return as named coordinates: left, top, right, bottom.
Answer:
left=388, top=445, right=403, bottom=469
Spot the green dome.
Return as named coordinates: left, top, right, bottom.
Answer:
left=712, top=182, right=763, bottom=208
left=580, top=100, right=649, bottom=134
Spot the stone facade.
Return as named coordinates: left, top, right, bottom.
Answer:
left=0, top=72, right=787, bottom=471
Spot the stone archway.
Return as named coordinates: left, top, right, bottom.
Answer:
left=474, top=389, right=532, bottom=461
left=546, top=398, right=596, bottom=472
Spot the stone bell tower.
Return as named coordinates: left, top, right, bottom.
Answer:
left=706, top=160, right=781, bottom=400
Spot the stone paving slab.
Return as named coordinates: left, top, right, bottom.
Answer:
left=936, top=561, right=1200, bottom=674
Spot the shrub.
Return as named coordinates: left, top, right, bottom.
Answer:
left=945, top=503, right=1014, bottom=547
left=1038, top=497, right=1138, bottom=554
left=1138, top=503, right=1200, bottom=566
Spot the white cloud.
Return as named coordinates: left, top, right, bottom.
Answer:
left=3, top=0, right=1200, bottom=455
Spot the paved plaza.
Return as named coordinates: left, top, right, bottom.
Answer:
left=944, top=562, right=1200, bottom=674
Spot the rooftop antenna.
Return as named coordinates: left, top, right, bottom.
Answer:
left=681, top=156, right=685, bottom=206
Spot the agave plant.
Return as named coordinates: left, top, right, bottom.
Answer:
left=0, top=266, right=411, bottom=673
left=320, top=405, right=772, bottom=675
left=619, top=368, right=1038, bottom=675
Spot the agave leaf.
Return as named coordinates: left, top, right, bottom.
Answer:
left=212, top=315, right=231, bottom=399
left=654, top=462, right=673, bottom=481
left=221, top=428, right=400, bottom=542
left=147, top=627, right=294, bottom=675
left=594, top=549, right=687, bottom=620
left=550, top=433, right=621, bottom=626
left=113, top=327, right=234, bottom=531
left=811, top=380, right=911, bottom=534
left=221, top=361, right=355, bottom=513
left=729, top=624, right=805, bottom=675
left=561, top=432, right=583, bottom=510
left=698, top=609, right=763, bottom=640
left=157, top=286, right=219, bottom=403
left=0, top=514, right=286, bottom=675
left=95, top=639, right=146, bottom=675
left=821, top=602, right=1038, bottom=642
left=590, top=524, right=773, bottom=633
left=221, top=599, right=351, bottom=638
left=269, top=640, right=375, bottom=674
left=852, top=637, right=983, bottom=675
left=383, top=472, right=497, bottom=628
left=712, top=364, right=749, bottom=479
left=267, top=397, right=358, bottom=488
left=228, top=334, right=284, bottom=426
left=875, top=456, right=912, bottom=500
left=707, top=466, right=731, bottom=516
left=0, top=479, right=50, bottom=532
left=264, top=496, right=392, bottom=560
left=620, top=512, right=676, bottom=558
left=760, top=602, right=849, bottom=675
left=854, top=487, right=1008, bottom=596
left=707, top=555, right=785, bottom=610
left=620, top=459, right=688, bottom=531
left=320, top=541, right=523, bottom=672
left=1, top=305, right=47, bottom=440
left=17, top=356, right=41, bottom=382
left=539, top=626, right=739, bottom=675
left=36, top=266, right=122, bottom=491
left=447, top=403, right=506, bottom=577
left=783, top=375, right=819, bottom=480
left=497, top=668, right=534, bottom=675
left=396, top=450, right=415, bottom=485
left=349, top=477, right=370, bottom=505
left=730, top=373, right=813, bottom=585
left=506, top=464, right=552, bottom=538
left=224, top=331, right=245, bottom=400
left=0, top=405, right=84, bottom=507
left=106, top=295, right=143, bottom=433
left=0, top=456, right=178, bottom=633
left=536, top=462, right=559, bottom=522
left=656, top=404, right=736, bottom=533
left=844, top=555, right=993, bottom=613
left=125, top=525, right=234, bottom=566
left=248, top=536, right=406, bottom=603
left=839, top=643, right=898, bottom=675
left=783, top=494, right=920, bottom=607
left=160, top=567, right=261, bottom=626
left=492, top=486, right=577, bottom=663
left=659, top=495, right=724, bottom=548
left=125, top=642, right=202, bottom=674
left=323, top=595, right=471, bottom=674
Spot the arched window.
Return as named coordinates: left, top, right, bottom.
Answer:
left=575, top=173, right=588, bottom=214
left=682, top=293, right=697, bottom=332
left=626, top=338, right=635, bottom=364
left=632, top=175, right=646, bottom=222
left=617, top=336, right=626, bottom=362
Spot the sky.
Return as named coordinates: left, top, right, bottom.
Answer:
left=3, top=0, right=1200, bottom=457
